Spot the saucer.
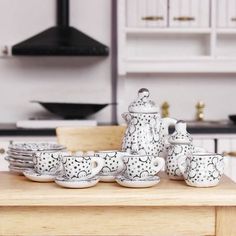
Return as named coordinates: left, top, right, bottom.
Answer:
left=23, top=169, right=56, bottom=182
left=55, top=175, right=100, bottom=189
left=99, top=172, right=119, bottom=182
left=115, top=176, right=160, bottom=188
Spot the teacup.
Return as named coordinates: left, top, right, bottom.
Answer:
left=62, top=154, right=104, bottom=180
left=33, top=151, right=64, bottom=175
left=94, top=150, right=126, bottom=182
left=178, top=153, right=224, bottom=187
left=94, top=151, right=125, bottom=174
left=122, top=154, right=165, bottom=180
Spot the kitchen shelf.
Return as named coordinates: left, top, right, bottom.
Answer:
left=125, top=28, right=212, bottom=34
left=125, top=58, right=236, bottom=73
left=118, top=0, right=236, bottom=75
left=217, top=29, right=236, bottom=34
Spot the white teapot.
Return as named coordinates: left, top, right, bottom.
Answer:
left=122, top=88, right=176, bottom=157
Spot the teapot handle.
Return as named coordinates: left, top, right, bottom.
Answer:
left=161, top=117, right=177, bottom=135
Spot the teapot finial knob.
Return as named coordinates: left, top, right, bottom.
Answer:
left=138, top=88, right=150, bottom=100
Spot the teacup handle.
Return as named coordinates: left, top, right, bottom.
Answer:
left=151, top=157, right=165, bottom=174
left=91, top=157, right=105, bottom=178
left=177, top=155, right=187, bottom=175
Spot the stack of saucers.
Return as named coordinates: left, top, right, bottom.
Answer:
left=5, top=142, right=65, bottom=174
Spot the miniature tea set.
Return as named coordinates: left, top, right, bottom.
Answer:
left=11, top=88, right=225, bottom=188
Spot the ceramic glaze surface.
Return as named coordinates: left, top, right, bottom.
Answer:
left=122, top=88, right=176, bottom=156
left=23, top=169, right=56, bottom=182
left=33, top=152, right=62, bottom=175
left=166, top=120, right=194, bottom=180
left=166, top=144, right=191, bottom=180
left=94, top=151, right=125, bottom=175
left=115, top=175, right=160, bottom=188
left=62, top=155, right=104, bottom=180
left=9, top=142, right=65, bottom=152
left=55, top=175, right=100, bottom=189
left=122, top=154, right=164, bottom=180
left=178, top=153, right=224, bottom=187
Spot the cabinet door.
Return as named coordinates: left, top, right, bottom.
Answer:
left=126, top=0, right=168, bottom=28
left=0, top=141, right=10, bottom=171
left=218, top=139, right=236, bottom=182
left=217, top=0, right=236, bottom=28
left=169, top=0, right=210, bottom=28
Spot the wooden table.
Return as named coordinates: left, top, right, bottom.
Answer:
left=0, top=172, right=236, bottom=236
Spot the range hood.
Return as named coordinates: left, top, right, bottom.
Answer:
left=12, top=0, right=109, bottom=56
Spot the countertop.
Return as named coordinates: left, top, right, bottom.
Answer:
left=0, top=171, right=235, bottom=206
left=1, top=171, right=236, bottom=236
left=0, top=122, right=236, bottom=136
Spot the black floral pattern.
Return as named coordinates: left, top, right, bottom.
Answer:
left=181, top=154, right=224, bottom=187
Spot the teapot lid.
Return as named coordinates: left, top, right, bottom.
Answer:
left=128, top=88, right=159, bottom=113
left=168, top=120, right=193, bottom=144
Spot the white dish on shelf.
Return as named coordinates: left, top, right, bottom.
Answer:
left=115, top=175, right=160, bottom=188
left=23, top=169, right=56, bottom=182
left=55, top=175, right=100, bottom=189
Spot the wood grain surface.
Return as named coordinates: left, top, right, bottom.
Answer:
left=0, top=172, right=236, bottom=207
left=0, top=206, right=215, bottom=236
left=56, top=126, right=126, bottom=152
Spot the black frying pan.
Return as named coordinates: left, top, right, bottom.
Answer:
left=229, top=115, right=236, bottom=124
left=32, top=101, right=111, bottom=119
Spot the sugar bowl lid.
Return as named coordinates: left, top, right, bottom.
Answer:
left=168, top=120, right=193, bottom=144
left=128, top=88, right=159, bottom=113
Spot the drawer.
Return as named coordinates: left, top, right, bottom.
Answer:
left=169, top=0, right=210, bottom=28
left=126, top=0, right=168, bottom=28
left=217, top=0, right=236, bottom=28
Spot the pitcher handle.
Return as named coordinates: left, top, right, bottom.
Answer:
left=151, top=157, right=165, bottom=174
left=91, top=157, right=104, bottom=178
left=177, top=155, right=187, bottom=176
left=116, top=158, right=125, bottom=174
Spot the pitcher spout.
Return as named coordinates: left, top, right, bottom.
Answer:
left=122, top=112, right=131, bottom=124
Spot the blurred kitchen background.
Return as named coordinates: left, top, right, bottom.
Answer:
left=0, top=0, right=236, bottom=124
left=1, top=0, right=236, bottom=180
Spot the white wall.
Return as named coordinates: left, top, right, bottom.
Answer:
left=0, top=0, right=235, bottom=124
left=0, top=0, right=112, bottom=122
left=118, top=73, right=236, bottom=123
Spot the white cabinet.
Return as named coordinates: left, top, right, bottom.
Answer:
left=217, top=0, right=236, bottom=28
left=218, top=138, right=236, bottom=182
left=126, top=0, right=168, bottom=28
left=169, top=0, right=210, bottom=28
left=192, top=138, right=215, bottom=152
left=118, top=0, right=236, bottom=74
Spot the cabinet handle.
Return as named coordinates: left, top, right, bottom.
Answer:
left=142, top=16, right=164, bottom=21
left=174, top=16, right=195, bottom=21
left=231, top=18, right=236, bottom=21
left=0, top=148, right=5, bottom=154
left=223, top=151, right=236, bottom=157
